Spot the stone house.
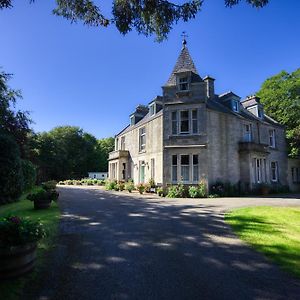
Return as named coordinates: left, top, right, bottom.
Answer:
left=108, top=40, right=297, bottom=191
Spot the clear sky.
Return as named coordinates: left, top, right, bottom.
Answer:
left=1, top=1, right=299, bottom=138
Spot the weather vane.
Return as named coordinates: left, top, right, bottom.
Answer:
left=181, top=31, right=188, bottom=47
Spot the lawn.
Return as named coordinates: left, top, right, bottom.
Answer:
left=225, top=206, right=300, bottom=278
left=0, top=187, right=61, bottom=300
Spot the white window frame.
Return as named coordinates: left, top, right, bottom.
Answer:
left=269, top=129, right=276, bottom=148
left=139, top=127, right=146, bottom=152
left=270, top=161, right=278, bottom=182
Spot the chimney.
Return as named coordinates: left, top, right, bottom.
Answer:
left=203, top=76, right=215, bottom=99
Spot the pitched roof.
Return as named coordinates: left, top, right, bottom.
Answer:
left=165, top=45, right=201, bottom=86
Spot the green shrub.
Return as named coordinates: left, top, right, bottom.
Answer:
left=0, top=134, right=24, bottom=204
left=148, top=178, right=156, bottom=188
left=167, top=183, right=186, bottom=198
left=118, top=182, right=125, bottom=191
left=156, top=187, right=166, bottom=197
left=208, top=194, right=220, bottom=198
left=105, top=180, right=117, bottom=190
left=86, top=180, right=93, bottom=186
left=58, top=181, right=65, bottom=185
left=198, top=180, right=208, bottom=198
left=188, top=186, right=199, bottom=198
left=125, top=181, right=134, bottom=193
left=65, top=180, right=73, bottom=185
left=136, top=183, right=145, bottom=194
left=21, top=160, right=37, bottom=191
left=27, top=188, right=59, bottom=202
left=42, top=180, right=57, bottom=191
left=74, top=180, right=82, bottom=185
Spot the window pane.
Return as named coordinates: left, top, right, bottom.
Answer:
left=192, top=109, right=197, bottom=119
left=172, top=166, right=177, bottom=182
left=172, top=111, right=177, bottom=121
left=181, top=111, right=189, bottom=119
left=181, top=120, right=189, bottom=133
left=193, top=155, right=198, bottom=165
left=181, top=155, right=189, bottom=165
left=181, top=166, right=189, bottom=181
left=179, top=77, right=188, bottom=83
left=172, top=121, right=177, bottom=134
left=193, top=166, right=199, bottom=182
left=192, top=120, right=198, bottom=133
left=172, top=155, right=177, bottom=166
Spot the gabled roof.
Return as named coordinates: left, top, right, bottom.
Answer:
left=165, top=45, right=202, bottom=86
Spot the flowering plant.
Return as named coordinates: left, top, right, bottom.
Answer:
left=0, top=216, right=46, bottom=248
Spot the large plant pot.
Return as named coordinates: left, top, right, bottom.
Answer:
left=34, top=199, right=51, bottom=209
left=0, top=243, right=37, bottom=279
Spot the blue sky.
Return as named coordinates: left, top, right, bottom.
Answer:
left=1, top=1, right=299, bottom=138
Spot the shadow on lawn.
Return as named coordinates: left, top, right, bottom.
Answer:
left=23, top=187, right=300, bottom=300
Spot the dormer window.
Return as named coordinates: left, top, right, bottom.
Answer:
left=178, top=76, right=189, bottom=91
left=130, top=116, right=135, bottom=126
left=149, top=103, right=155, bottom=116
left=232, top=100, right=239, bottom=112
left=258, top=108, right=263, bottom=119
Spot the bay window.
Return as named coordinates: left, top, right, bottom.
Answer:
left=270, top=161, right=278, bottom=182
left=180, top=155, right=190, bottom=182
left=170, top=109, right=198, bottom=135
left=172, top=155, right=178, bottom=182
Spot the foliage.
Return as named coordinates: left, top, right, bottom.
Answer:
left=0, top=1, right=269, bottom=41
left=0, top=71, right=31, bottom=157
left=167, top=182, right=186, bottom=198
left=117, top=182, right=125, bottom=191
left=197, top=180, right=207, bottom=198
left=41, top=180, right=57, bottom=191
left=0, top=134, right=24, bottom=205
left=125, top=181, right=134, bottom=193
left=188, top=186, right=198, bottom=198
left=28, top=126, right=113, bottom=182
left=0, top=190, right=60, bottom=300
left=226, top=206, right=300, bottom=278
left=21, top=160, right=37, bottom=191
left=148, top=178, right=156, bottom=188
left=105, top=180, right=117, bottom=190
left=0, top=215, right=46, bottom=248
left=27, top=189, right=59, bottom=203
left=156, top=187, right=165, bottom=197
left=257, top=69, right=300, bottom=156
left=136, top=183, right=145, bottom=194
left=210, top=181, right=240, bottom=197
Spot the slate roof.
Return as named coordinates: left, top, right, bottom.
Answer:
left=165, top=45, right=202, bottom=86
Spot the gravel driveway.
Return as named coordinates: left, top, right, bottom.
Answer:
left=24, top=187, right=300, bottom=300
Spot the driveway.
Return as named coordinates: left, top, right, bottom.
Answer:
left=24, top=187, right=300, bottom=300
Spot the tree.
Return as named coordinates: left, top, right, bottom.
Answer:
left=0, top=0, right=269, bottom=41
left=257, top=68, right=300, bottom=156
left=97, top=137, right=115, bottom=172
left=0, top=70, right=31, bottom=157
left=29, top=126, right=113, bottom=181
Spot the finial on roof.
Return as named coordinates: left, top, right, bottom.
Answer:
left=181, top=31, right=188, bottom=48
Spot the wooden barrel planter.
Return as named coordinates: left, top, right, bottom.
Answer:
left=34, top=199, right=51, bottom=209
left=0, top=243, right=37, bottom=279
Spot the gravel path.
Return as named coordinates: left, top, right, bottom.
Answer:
left=24, top=187, right=300, bottom=300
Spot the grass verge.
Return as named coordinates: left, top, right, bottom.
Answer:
left=0, top=187, right=61, bottom=300
left=225, top=206, right=300, bottom=278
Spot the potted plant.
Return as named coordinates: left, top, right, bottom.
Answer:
left=125, top=181, right=134, bottom=193
left=136, top=183, right=145, bottom=194
left=27, top=188, right=59, bottom=209
left=0, top=216, right=46, bottom=279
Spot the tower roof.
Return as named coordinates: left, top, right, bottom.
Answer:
left=165, top=43, right=201, bottom=86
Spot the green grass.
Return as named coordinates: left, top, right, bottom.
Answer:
left=225, top=206, right=300, bottom=278
left=0, top=187, right=61, bottom=300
